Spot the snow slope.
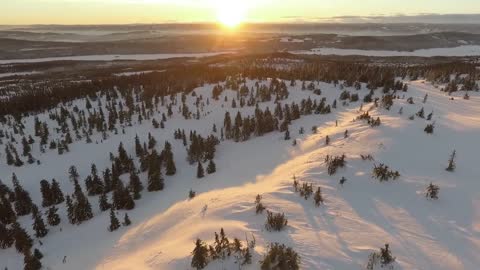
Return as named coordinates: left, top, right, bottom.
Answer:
left=1, top=79, right=479, bottom=270
left=98, top=82, right=480, bottom=270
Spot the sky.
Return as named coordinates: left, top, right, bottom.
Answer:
left=1, top=0, right=480, bottom=25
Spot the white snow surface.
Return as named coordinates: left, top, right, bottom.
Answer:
left=113, top=70, right=166, bottom=76
left=1, top=79, right=480, bottom=270
left=0, top=52, right=234, bottom=64
left=292, top=45, right=480, bottom=57
left=0, top=71, right=41, bottom=78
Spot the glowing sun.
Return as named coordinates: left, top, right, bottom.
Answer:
left=216, top=0, right=247, bottom=28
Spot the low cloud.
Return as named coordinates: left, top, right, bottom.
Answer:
left=283, top=14, right=480, bottom=24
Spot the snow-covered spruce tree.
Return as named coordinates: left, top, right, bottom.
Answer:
left=380, top=244, right=396, bottom=267
left=426, top=183, right=440, bottom=200
left=217, top=228, right=231, bottom=259
left=5, top=145, right=15, bottom=165
left=162, top=141, right=176, bottom=176
left=134, top=134, right=143, bottom=157
left=50, top=179, right=65, bottom=204
left=46, top=206, right=61, bottom=226
left=12, top=173, right=33, bottom=216
left=103, top=168, right=113, bottom=193
left=65, top=195, right=75, bottom=224
left=72, top=178, right=94, bottom=224
left=416, top=107, right=425, bottom=118
left=191, top=238, right=209, bottom=270
left=0, top=222, right=14, bottom=249
left=129, top=170, right=143, bottom=200
left=99, top=192, right=111, bottom=212
left=112, top=181, right=135, bottom=210
left=366, top=244, right=396, bottom=269
left=255, top=194, right=266, bottom=214
left=12, top=221, right=33, bottom=254
left=33, top=248, right=43, bottom=260
left=32, top=208, right=48, bottom=238
left=372, top=164, right=400, bottom=182
left=424, top=123, right=435, bottom=134
left=446, top=150, right=456, bottom=172
left=24, top=249, right=42, bottom=270
left=0, top=196, right=16, bottom=225
left=147, top=150, right=164, bottom=191
left=87, top=164, right=104, bottom=196
left=260, top=243, right=300, bottom=270
left=108, top=208, right=120, bottom=232
left=242, top=246, right=252, bottom=265
left=68, top=165, right=80, bottom=182
left=265, top=211, right=288, bottom=232
left=21, top=136, right=31, bottom=157
left=326, top=154, right=346, bottom=176
left=40, top=179, right=53, bottom=207
left=147, top=167, right=164, bottom=192
left=298, top=182, right=313, bottom=200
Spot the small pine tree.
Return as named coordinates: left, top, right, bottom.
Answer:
left=123, top=213, right=131, bottom=226
left=32, top=210, right=48, bottom=238
left=24, top=250, right=42, bottom=270
left=314, top=187, right=324, bottom=206
left=165, top=157, right=177, bottom=176
left=284, top=129, right=291, bottom=140
left=147, top=171, right=164, bottom=192
left=191, top=239, right=209, bottom=270
left=380, top=244, right=395, bottom=267
left=108, top=208, right=120, bottom=232
left=99, top=192, right=111, bottom=211
left=50, top=179, right=65, bottom=204
left=13, top=222, right=33, bottom=253
left=0, top=222, right=14, bottom=249
left=255, top=194, right=266, bottom=214
left=197, top=162, right=205, bottom=179
left=424, top=123, right=434, bottom=134
left=12, top=174, right=33, bottom=216
left=189, top=189, right=196, bottom=199
left=129, top=171, right=143, bottom=200
left=33, top=248, right=43, bottom=260
left=46, top=206, right=61, bottom=226
left=446, top=150, right=456, bottom=172
left=426, top=183, right=440, bottom=200
left=206, top=159, right=216, bottom=174
left=40, top=179, right=53, bottom=207
left=242, top=247, right=252, bottom=265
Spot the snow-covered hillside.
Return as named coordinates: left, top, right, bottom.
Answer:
left=1, top=76, right=479, bottom=270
